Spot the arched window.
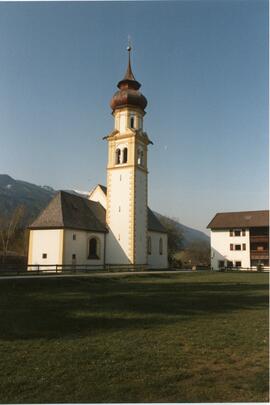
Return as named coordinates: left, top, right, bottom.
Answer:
left=137, top=149, right=141, bottom=165
left=115, top=148, right=121, bottom=165
left=159, top=238, right=163, bottom=255
left=140, top=151, right=143, bottom=166
left=147, top=236, right=152, bottom=255
left=137, top=150, right=143, bottom=166
left=123, top=147, right=128, bottom=163
left=130, top=116, right=135, bottom=128
left=88, top=237, right=100, bottom=259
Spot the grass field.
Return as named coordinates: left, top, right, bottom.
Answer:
left=0, top=271, right=268, bottom=403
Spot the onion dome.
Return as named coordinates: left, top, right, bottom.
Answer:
left=110, top=46, right=148, bottom=112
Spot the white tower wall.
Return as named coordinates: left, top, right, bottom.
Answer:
left=114, top=108, right=143, bottom=134
left=106, top=167, right=133, bottom=264
left=105, top=106, right=150, bottom=265
left=134, top=169, right=148, bottom=264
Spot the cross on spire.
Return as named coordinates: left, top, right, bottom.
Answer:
left=122, top=37, right=136, bottom=82
left=111, top=43, right=147, bottom=111
left=127, top=34, right=132, bottom=52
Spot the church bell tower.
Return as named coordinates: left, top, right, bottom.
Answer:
left=104, top=46, right=152, bottom=265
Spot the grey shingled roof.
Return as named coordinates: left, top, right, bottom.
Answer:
left=30, top=186, right=167, bottom=234
left=30, top=191, right=107, bottom=232
left=207, top=210, right=269, bottom=229
left=147, top=208, right=167, bottom=233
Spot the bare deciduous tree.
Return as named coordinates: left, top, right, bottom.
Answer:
left=0, top=205, right=25, bottom=262
left=158, top=215, right=183, bottom=264
left=180, top=240, right=210, bottom=267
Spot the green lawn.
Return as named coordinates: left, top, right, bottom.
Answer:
left=0, top=272, right=268, bottom=403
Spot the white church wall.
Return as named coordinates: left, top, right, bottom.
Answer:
left=134, top=169, right=147, bottom=264
left=28, top=229, right=63, bottom=269
left=63, top=230, right=105, bottom=267
left=148, top=231, right=168, bottom=269
left=210, top=229, right=250, bottom=270
left=106, top=168, right=132, bottom=264
left=88, top=185, right=107, bottom=209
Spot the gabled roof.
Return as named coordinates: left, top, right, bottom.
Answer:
left=148, top=208, right=167, bottom=233
left=97, top=184, right=107, bottom=195
left=30, top=186, right=167, bottom=235
left=88, top=184, right=108, bottom=202
left=30, top=191, right=107, bottom=232
left=207, top=210, right=269, bottom=229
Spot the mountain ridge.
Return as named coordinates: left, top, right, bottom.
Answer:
left=0, top=174, right=209, bottom=246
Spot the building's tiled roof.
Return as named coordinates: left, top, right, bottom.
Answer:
left=30, top=191, right=107, bottom=232
left=207, top=210, right=269, bottom=229
left=30, top=187, right=167, bottom=234
left=148, top=208, right=167, bottom=233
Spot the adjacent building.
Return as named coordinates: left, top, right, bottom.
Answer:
left=28, top=47, right=168, bottom=270
left=207, top=210, right=269, bottom=270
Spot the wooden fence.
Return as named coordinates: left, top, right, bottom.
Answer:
left=217, top=266, right=269, bottom=272
left=0, top=263, right=150, bottom=275
left=0, top=264, right=268, bottom=276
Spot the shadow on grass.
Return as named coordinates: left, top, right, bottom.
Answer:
left=0, top=275, right=268, bottom=340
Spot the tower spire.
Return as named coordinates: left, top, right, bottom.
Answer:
left=110, top=44, right=147, bottom=111
left=124, top=37, right=136, bottom=81
left=117, top=43, right=140, bottom=90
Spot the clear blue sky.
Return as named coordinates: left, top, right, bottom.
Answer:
left=0, top=0, right=268, bottom=233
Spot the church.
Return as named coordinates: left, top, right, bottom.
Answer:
left=28, top=47, right=168, bottom=270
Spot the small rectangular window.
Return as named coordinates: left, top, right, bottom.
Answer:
left=147, top=237, right=152, bottom=255
left=227, top=261, right=233, bottom=268
left=235, top=244, right=241, bottom=251
left=229, top=230, right=233, bottom=236
left=159, top=238, right=163, bottom=255
left=230, top=244, right=234, bottom=251
left=242, top=229, right=246, bottom=236
left=218, top=260, right=225, bottom=268
left=242, top=243, right=246, bottom=251
left=235, top=261, right=242, bottom=267
left=234, top=230, right=241, bottom=236
left=42, top=253, right=47, bottom=259
left=73, top=234, right=76, bottom=240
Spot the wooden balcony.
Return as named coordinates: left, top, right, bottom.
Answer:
left=250, top=250, right=269, bottom=259
left=250, top=235, right=269, bottom=243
